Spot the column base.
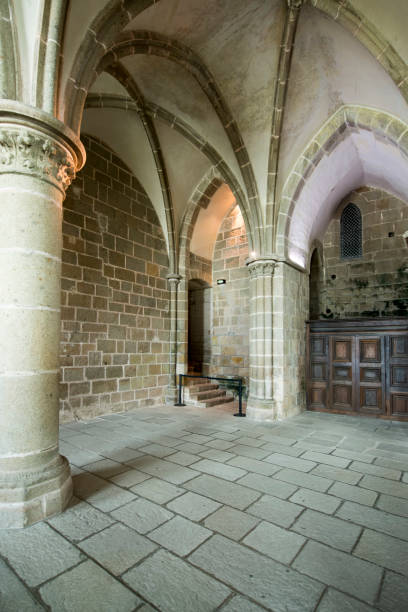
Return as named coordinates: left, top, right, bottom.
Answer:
left=165, top=385, right=179, bottom=405
left=0, top=454, right=72, bottom=529
left=246, top=397, right=279, bottom=422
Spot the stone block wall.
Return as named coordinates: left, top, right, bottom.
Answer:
left=315, top=187, right=408, bottom=318
left=60, top=135, right=170, bottom=422
left=211, top=206, right=249, bottom=381
left=273, top=263, right=309, bottom=418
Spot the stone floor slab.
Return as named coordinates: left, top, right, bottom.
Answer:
left=0, top=522, right=83, bottom=587
left=311, top=463, right=363, bottom=485
left=109, top=468, right=151, bottom=488
left=149, top=515, right=212, bottom=556
left=291, top=509, right=362, bottom=552
left=359, top=474, right=408, bottom=499
left=190, top=459, right=247, bottom=481
left=227, top=445, right=270, bottom=460
left=129, top=455, right=199, bottom=484
left=199, top=448, right=236, bottom=463
left=83, top=458, right=128, bottom=479
left=376, top=493, right=408, bottom=518
left=73, top=472, right=136, bottom=512
left=130, top=477, right=184, bottom=504
left=220, top=594, right=266, bottom=612
left=123, top=549, right=230, bottom=612
left=292, top=540, right=382, bottom=604
left=0, top=558, right=44, bottom=611
left=377, top=571, right=408, bottom=612
left=300, top=451, right=351, bottom=468
left=167, top=451, right=200, bottom=466
left=243, top=520, right=305, bottom=564
left=78, top=523, right=157, bottom=575
left=111, top=498, right=174, bottom=534
left=39, top=560, right=140, bottom=612
left=336, top=500, right=408, bottom=541
left=47, top=497, right=115, bottom=542
left=166, top=491, right=221, bottom=521
left=328, top=481, right=378, bottom=506
left=354, top=528, right=408, bottom=576
left=185, top=474, right=260, bottom=510
left=227, top=455, right=280, bottom=476
left=203, top=506, right=259, bottom=540
left=275, top=468, right=332, bottom=492
left=317, top=588, right=376, bottom=612
left=264, top=453, right=317, bottom=472
left=189, top=534, right=323, bottom=612
left=349, top=460, right=402, bottom=481
left=289, top=488, right=342, bottom=514
left=138, top=443, right=177, bottom=458
left=246, top=494, right=303, bottom=528
left=236, top=472, right=297, bottom=499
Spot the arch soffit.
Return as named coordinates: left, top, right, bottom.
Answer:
left=309, top=0, right=408, bottom=103
left=278, top=105, right=408, bottom=265
left=65, top=28, right=262, bottom=245
left=85, top=92, right=259, bottom=255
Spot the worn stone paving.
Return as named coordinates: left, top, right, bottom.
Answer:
left=1, top=405, right=408, bottom=611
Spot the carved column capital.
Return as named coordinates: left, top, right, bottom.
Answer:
left=246, top=258, right=277, bottom=279
left=166, top=273, right=182, bottom=288
left=0, top=101, right=85, bottom=195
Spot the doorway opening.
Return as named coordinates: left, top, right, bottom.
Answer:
left=188, top=279, right=212, bottom=374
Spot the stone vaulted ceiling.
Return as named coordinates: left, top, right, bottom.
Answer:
left=6, top=0, right=408, bottom=269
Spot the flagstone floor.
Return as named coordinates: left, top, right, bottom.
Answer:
left=1, top=403, right=408, bottom=611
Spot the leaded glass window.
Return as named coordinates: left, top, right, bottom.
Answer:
left=340, top=203, right=362, bottom=259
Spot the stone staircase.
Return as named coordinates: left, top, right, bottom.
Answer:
left=183, top=377, right=235, bottom=408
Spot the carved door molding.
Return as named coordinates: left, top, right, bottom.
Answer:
left=307, top=319, right=408, bottom=421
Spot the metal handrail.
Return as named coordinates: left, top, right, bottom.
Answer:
left=174, top=373, right=245, bottom=417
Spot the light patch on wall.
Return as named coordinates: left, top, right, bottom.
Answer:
left=190, top=183, right=236, bottom=259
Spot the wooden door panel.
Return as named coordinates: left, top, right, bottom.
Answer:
left=391, top=365, right=408, bottom=387
left=360, top=339, right=381, bottom=363
left=332, top=384, right=353, bottom=410
left=309, top=386, right=326, bottom=409
left=360, top=387, right=382, bottom=413
left=391, top=393, right=408, bottom=416
left=333, top=366, right=352, bottom=382
left=310, top=362, right=327, bottom=381
left=391, top=336, right=408, bottom=358
left=360, top=367, right=382, bottom=383
left=333, top=339, right=352, bottom=362
left=311, top=336, right=328, bottom=357
left=308, top=323, right=408, bottom=420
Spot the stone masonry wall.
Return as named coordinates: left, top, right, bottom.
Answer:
left=316, top=187, right=408, bottom=318
left=189, top=252, right=212, bottom=285
left=211, top=206, right=249, bottom=383
left=60, top=135, right=170, bottom=422
left=273, top=263, right=309, bottom=418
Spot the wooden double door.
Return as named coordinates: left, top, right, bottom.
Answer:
left=307, top=319, right=408, bottom=420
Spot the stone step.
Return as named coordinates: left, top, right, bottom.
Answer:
left=195, top=395, right=235, bottom=408
left=188, top=388, right=224, bottom=400
left=186, top=383, right=219, bottom=393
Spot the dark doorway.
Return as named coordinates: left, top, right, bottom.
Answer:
left=188, top=279, right=212, bottom=374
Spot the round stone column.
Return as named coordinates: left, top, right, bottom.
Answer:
left=0, top=102, right=85, bottom=528
left=165, top=273, right=182, bottom=404
left=246, top=257, right=277, bottom=421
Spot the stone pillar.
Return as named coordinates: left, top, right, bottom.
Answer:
left=165, top=273, right=182, bottom=404
left=0, top=102, right=84, bottom=528
left=246, top=257, right=277, bottom=421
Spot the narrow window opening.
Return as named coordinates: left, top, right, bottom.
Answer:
left=340, top=203, right=362, bottom=259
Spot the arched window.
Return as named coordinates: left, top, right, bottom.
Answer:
left=340, top=203, right=362, bottom=259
